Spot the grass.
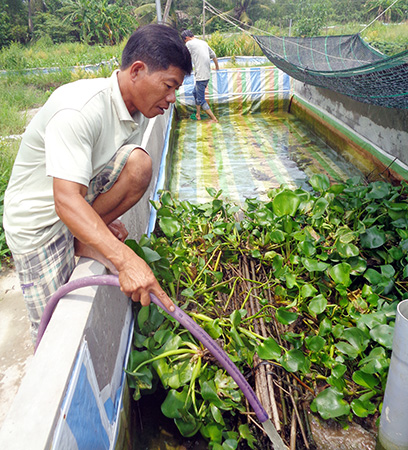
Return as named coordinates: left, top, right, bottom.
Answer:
left=0, top=22, right=407, bottom=265
left=0, top=140, right=19, bottom=267
left=0, top=36, right=124, bottom=71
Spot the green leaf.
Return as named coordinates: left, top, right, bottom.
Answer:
left=201, top=422, right=223, bottom=443
left=311, top=388, right=350, bottom=419
left=335, top=341, right=359, bottom=359
left=160, top=191, right=174, bottom=207
left=308, top=294, right=327, bottom=316
left=366, top=181, right=390, bottom=199
left=381, top=264, right=395, bottom=278
left=210, top=404, right=224, bottom=425
left=161, top=387, right=189, bottom=419
left=363, top=268, right=382, bottom=285
left=257, top=337, right=282, bottom=361
left=229, top=326, right=244, bottom=348
left=203, top=318, right=223, bottom=339
left=342, top=327, right=370, bottom=353
left=357, top=311, right=386, bottom=330
left=276, top=307, right=298, bottom=325
left=301, top=284, right=318, bottom=298
left=159, top=216, right=181, bottom=237
left=280, top=349, right=310, bottom=373
left=152, top=358, right=169, bottom=387
left=338, top=230, right=357, bottom=244
left=351, top=397, right=377, bottom=418
left=222, top=439, right=239, bottom=450
left=312, top=197, right=329, bottom=219
left=166, top=360, right=194, bottom=389
left=319, top=317, right=332, bottom=336
left=201, top=380, right=225, bottom=409
left=359, top=347, right=389, bottom=374
left=285, top=273, right=297, bottom=288
left=336, top=241, right=360, bottom=258
left=174, top=412, right=201, bottom=437
left=181, top=287, right=196, bottom=298
left=369, top=324, right=394, bottom=349
left=272, top=190, right=300, bottom=217
left=348, top=256, right=367, bottom=275
left=302, top=258, right=330, bottom=272
left=305, top=335, right=326, bottom=352
left=352, top=370, right=379, bottom=389
left=360, top=226, right=386, bottom=249
left=239, top=423, right=256, bottom=449
left=128, top=349, right=150, bottom=371
left=206, top=187, right=220, bottom=198
left=230, top=309, right=245, bottom=328
left=331, top=364, right=347, bottom=379
left=298, top=240, right=316, bottom=257
left=309, top=173, right=330, bottom=192
left=125, top=239, right=145, bottom=258
left=328, top=262, right=352, bottom=286
left=270, top=229, right=285, bottom=243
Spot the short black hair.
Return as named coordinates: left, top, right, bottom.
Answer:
left=181, top=30, right=194, bottom=41
left=121, top=24, right=192, bottom=75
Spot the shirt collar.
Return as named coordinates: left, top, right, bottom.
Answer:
left=110, top=69, right=143, bottom=125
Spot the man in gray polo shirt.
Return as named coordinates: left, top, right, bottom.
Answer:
left=3, top=24, right=192, bottom=342
left=181, top=30, right=219, bottom=122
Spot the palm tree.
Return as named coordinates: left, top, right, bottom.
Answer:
left=365, top=0, right=408, bottom=23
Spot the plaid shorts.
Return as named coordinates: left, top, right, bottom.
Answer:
left=13, top=145, right=135, bottom=342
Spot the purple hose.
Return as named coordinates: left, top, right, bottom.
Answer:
left=35, top=274, right=269, bottom=424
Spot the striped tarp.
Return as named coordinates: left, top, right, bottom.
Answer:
left=167, top=111, right=365, bottom=205
left=176, top=66, right=292, bottom=117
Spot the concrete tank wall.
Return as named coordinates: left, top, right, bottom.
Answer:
left=292, top=81, right=408, bottom=182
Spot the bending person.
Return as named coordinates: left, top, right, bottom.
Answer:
left=181, top=30, right=219, bottom=122
left=3, top=24, right=192, bottom=343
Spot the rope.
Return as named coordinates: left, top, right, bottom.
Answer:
left=204, top=1, right=249, bottom=35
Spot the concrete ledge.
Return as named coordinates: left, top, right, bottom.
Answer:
left=0, top=260, right=127, bottom=449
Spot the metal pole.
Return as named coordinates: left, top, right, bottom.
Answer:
left=155, top=0, right=162, bottom=23
left=203, top=0, right=205, bottom=39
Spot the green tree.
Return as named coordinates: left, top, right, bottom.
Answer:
left=133, top=1, right=159, bottom=26
left=0, top=0, right=29, bottom=47
left=60, top=0, right=135, bottom=44
left=33, top=10, right=77, bottom=43
left=293, top=0, right=329, bottom=36
left=329, top=0, right=366, bottom=23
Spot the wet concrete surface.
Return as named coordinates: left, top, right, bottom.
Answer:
left=0, top=268, right=33, bottom=428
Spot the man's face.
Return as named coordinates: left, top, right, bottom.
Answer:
left=127, top=63, right=185, bottom=118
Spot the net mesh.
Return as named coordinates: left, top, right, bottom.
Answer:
left=253, top=34, right=408, bottom=109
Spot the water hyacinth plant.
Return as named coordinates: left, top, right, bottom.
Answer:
left=126, top=175, right=408, bottom=448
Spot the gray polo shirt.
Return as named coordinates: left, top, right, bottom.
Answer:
left=4, top=70, right=148, bottom=253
